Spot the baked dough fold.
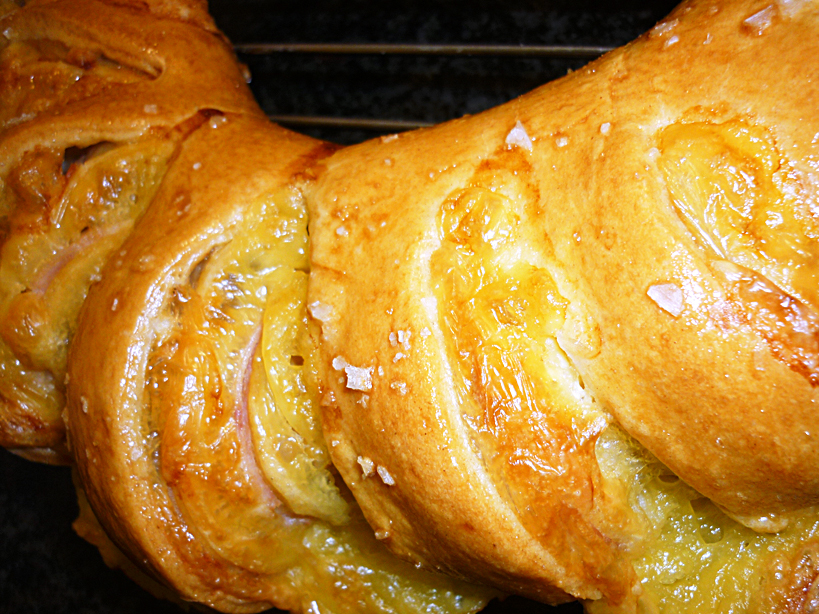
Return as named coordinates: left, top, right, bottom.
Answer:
left=306, top=0, right=819, bottom=610
left=0, top=0, right=259, bottom=462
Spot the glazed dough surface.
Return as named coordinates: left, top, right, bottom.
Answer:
left=307, top=0, right=819, bottom=609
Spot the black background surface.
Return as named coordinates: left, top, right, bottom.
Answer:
left=0, top=0, right=678, bottom=612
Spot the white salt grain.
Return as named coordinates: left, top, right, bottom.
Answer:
left=505, top=120, right=533, bottom=151
left=308, top=301, right=334, bottom=323
left=743, top=5, right=776, bottom=35
left=357, top=456, right=375, bottom=477
left=377, top=466, right=395, bottom=486
left=647, top=283, right=684, bottom=317
left=345, top=365, right=373, bottom=391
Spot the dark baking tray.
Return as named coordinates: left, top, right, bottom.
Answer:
left=0, top=0, right=677, bottom=612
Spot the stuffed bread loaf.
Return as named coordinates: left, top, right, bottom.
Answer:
left=5, top=0, right=819, bottom=613
left=306, top=0, right=819, bottom=612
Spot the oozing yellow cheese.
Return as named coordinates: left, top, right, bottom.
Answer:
left=144, top=186, right=489, bottom=614
left=430, top=174, right=819, bottom=613
left=659, top=120, right=819, bottom=384
left=0, top=138, right=171, bottom=448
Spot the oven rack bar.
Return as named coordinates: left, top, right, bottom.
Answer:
left=235, top=42, right=613, bottom=58
left=240, top=43, right=612, bottom=131
left=267, top=115, right=433, bottom=131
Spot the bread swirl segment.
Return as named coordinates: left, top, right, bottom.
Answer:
left=0, top=0, right=258, bottom=170
left=67, top=114, right=493, bottom=613
left=67, top=115, right=292, bottom=612
left=308, top=112, right=633, bottom=605
left=307, top=0, right=819, bottom=608
left=567, top=0, right=819, bottom=521
left=0, top=0, right=259, bottom=461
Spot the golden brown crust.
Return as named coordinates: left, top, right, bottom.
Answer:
left=68, top=115, right=323, bottom=612
left=0, top=0, right=260, bottom=461
left=307, top=0, right=819, bottom=605
left=12, top=0, right=819, bottom=611
left=1, top=0, right=259, bottom=164
left=67, top=111, right=493, bottom=613
left=12, top=3, right=495, bottom=613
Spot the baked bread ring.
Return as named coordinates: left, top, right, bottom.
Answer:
left=0, top=0, right=258, bottom=463
left=306, top=0, right=819, bottom=611
left=8, top=0, right=819, bottom=612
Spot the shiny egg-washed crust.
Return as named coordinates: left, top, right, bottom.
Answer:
left=66, top=112, right=494, bottom=614
left=66, top=114, right=335, bottom=613
left=307, top=0, right=819, bottom=606
left=0, top=0, right=260, bottom=462
left=0, top=0, right=258, bottom=170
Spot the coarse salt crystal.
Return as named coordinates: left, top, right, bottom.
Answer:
left=420, top=327, right=431, bottom=338
left=664, top=34, right=679, bottom=48
left=777, top=0, right=811, bottom=18
left=345, top=365, right=373, bottom=391
left=505, top=120, right=533, bottom=151
left=381, top=134, right=399, bottom=143
left=332, top=356, right=348, bottom=371
left=377, top=466, right=395, bottom=486
left=556, top=136, right=569, bottom=148
left=308, top=301, right=334, bottom=323
left=647, top=283, right=684, bottom=317
left=651, top=18, right=679, bottom=37
left=743, top=5, right=776, bottom=35
left=336, top=225, right=348, bottom=237
left=357, top=456, right=375, bottom=477
left=600, top=122, right=611, bottom=135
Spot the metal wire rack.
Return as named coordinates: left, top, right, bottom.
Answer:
left=236, top=42, right=614, bottom=132
left=219, top=0, right=679, bottom=144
